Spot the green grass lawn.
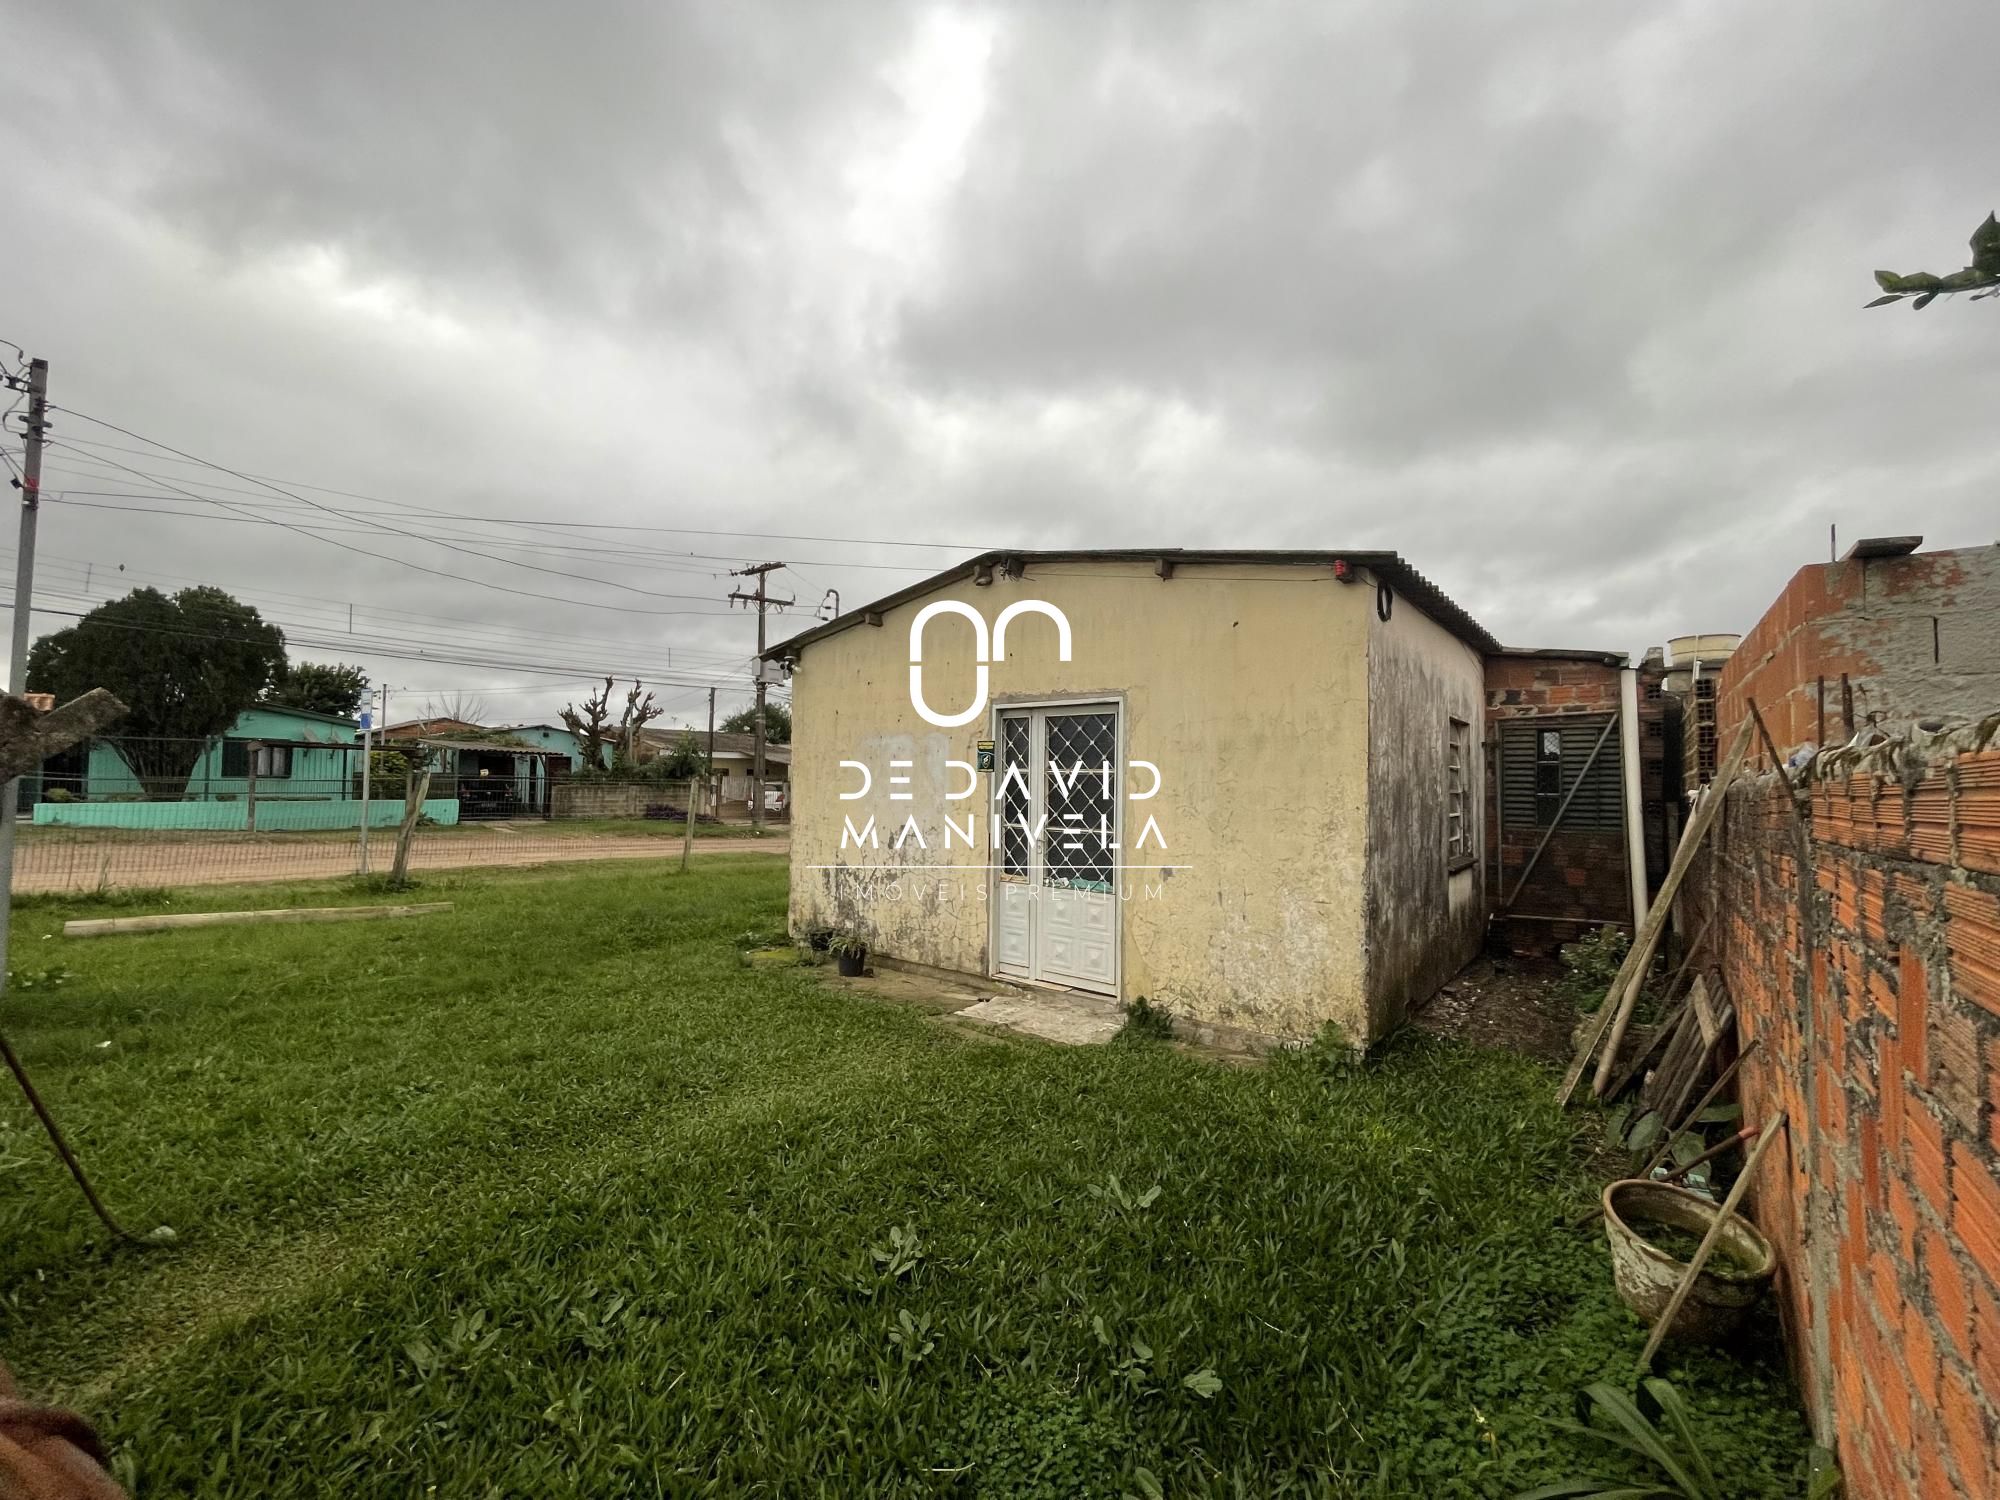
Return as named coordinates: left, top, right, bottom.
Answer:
left=0, top=860, right=1808, bottom=1497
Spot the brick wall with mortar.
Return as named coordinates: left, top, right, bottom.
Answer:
left=1719, top=545, right=2000, bottom=763
left=1485, top=652, right=1670, bottom=952
left=1685, top=724, right=2000, bottom=1497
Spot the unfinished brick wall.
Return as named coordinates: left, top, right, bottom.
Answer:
left=1719, top=546, right=2000, bottom=760
left=1686, top=738, right=2000, bottom=1499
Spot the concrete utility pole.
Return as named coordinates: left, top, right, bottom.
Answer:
left=728, top=563, right=789, bottom=832
left=706, top=684, right=716, bottom=813
left=0, top=357, right=50, bottom=999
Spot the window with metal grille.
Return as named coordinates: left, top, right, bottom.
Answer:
left=1043, top=711, right=1116, bottom=891
left=999, top=717, right=1031, bottom=878
left=1446, top=717, right=1471, bottom=866
left=222, top=740, right=291, bottom=779
left=1500, top=718, right=1623, bottom=830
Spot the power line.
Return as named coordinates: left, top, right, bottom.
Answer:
left=37, top=422, right=997, bottom=554
left=42, top=435, right=742, bottom=609
left=2, top=545, right=754, bottom=669
left=3, top=595, right=751, bottom=689
left=29, top=441, right=742, bottom=620
left=29, top=459, right=946, bottom=575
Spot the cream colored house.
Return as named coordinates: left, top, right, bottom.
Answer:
left=765, top=550, right=1495, bottom=1046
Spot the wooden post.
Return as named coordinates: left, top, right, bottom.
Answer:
left=1561, top=715, right=1754, bottom=1106
left=680, top=776, right=697, bottom=873
left=389, top=767, right=432, bottom=887
left=245, top=740, right=260, bottom=833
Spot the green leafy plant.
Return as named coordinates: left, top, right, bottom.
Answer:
left=1182, top=1367, right=1223, bottom=1399
left=869, top=1223, right=924, bottom=1282
left=1867, top=211, right=2000, bottom=308
left=1555, top=927, right=1630, bottom=1015
left=1091, top=1317, right=1157, bottom=1395
left=827, top=928, right=867, bottom=958
left=1088, top=1172, right=1162, bottom=1214
left=888, top=1308, right=935, bottom=1365
left=1120, top=995, right=1174, bottom=1041
left=1518, top=1379, right=1723, bottom=1499
left=6, top=966, right=71, bottom=991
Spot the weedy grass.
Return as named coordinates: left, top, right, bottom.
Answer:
left=0, top=859, right=1809, bottom=1497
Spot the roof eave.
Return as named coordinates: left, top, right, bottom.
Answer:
left=762, top=548, right=1499, bottom=659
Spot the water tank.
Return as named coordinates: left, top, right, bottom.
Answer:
left=1665, top=633, right=1742, bottom=668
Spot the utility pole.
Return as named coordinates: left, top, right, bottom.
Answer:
left=681, top=685, right=721, bottom=874
left=728, top=563, right=789, bottom=832
left=0, top=357, right=50, bottom=1000
left=706, top=685, right=717, bottom=816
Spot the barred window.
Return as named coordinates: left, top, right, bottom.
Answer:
left=1446, top=717, right=1472, bottom=866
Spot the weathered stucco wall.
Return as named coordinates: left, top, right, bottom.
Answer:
left=785, top=560, right=1378, bottom=1040
left=1364, top=580, right=1486, bottom=1036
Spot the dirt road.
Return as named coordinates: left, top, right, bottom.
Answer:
left=14, top=831, right=789, bottom=894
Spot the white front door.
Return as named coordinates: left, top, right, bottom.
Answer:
left=993, top=704, right=1120, bottom=995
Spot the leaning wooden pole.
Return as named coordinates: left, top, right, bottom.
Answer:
left=390, top=767, right=433, bottom=887
left=1560, top=715, right=1754, bottom=1106
left=1638, top=1110, right=1786, bottom=1371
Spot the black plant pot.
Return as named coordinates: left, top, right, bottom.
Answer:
left=836, top=948, right=866, bottom=977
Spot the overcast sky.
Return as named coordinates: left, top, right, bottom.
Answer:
left=2, top=0, right=1995, bottom=728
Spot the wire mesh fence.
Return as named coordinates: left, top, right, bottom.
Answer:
left=15, top=733, right=790, bottom=895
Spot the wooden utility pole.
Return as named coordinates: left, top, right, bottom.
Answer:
left=706, top=685, right=717, bottom=816
left=728, top=563, right=789, bottom=832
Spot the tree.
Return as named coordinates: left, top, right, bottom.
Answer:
left=560, top=677, right=663, bottom=769
left=269, top=660, right=369, bottom=718
left=720, top=703, right=790, bottom=744
left=27, top=586, right=286, bottom=800
left=1868, top=211, right=2000, bottom=308
left=423, top=692, right=490, bottom=727
left=658, top=729, right=705, bottom=779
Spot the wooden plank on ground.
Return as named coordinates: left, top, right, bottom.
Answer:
left=64, top=903, right=453, bottom=938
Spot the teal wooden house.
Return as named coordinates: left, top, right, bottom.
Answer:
left=33, top=703, right=461, bottom=830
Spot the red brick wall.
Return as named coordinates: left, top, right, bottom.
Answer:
left=1686, top=744, right=2000, bottom=1498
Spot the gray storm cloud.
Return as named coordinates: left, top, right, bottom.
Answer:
left=1, top=0, right=1995, bottom=723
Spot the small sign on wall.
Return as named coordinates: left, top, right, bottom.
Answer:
left=976, top=740, right=996, bottom=771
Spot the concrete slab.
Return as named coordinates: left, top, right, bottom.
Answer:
left=954, top=992, right=1125, bottom=1046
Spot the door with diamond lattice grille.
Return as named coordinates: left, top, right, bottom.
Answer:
left=992, top=704, right=1119, bottom=995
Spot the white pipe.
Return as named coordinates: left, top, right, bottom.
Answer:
left=1619, top=667, right=1649, bottom=929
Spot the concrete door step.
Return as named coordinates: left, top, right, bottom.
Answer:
left=954, top=991, right=1124, bottom=1046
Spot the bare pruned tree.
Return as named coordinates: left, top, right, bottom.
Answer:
left=561, top=678, right=661, bottom=769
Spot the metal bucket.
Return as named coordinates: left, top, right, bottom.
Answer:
left=1602, top=1179, right=1775, bottom=1344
